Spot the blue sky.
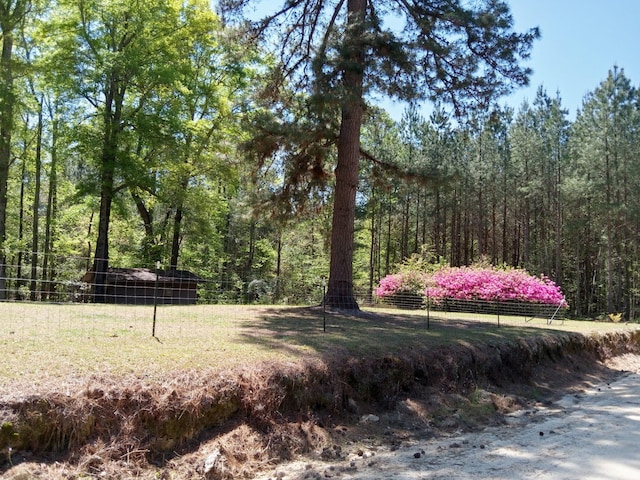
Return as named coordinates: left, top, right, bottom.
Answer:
left=380, top=0, right=640, bottom=121
left=227, top=1, right=640, bottom=121
left=505, top=0, right=640, bottom=118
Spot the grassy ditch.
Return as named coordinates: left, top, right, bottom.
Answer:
left=1, top=304, right=640, bottom=479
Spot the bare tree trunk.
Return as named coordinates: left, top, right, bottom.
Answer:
left=169, top=207, right=182, bottom=270
left=368, top=185, right=377, bottom=302
left=401, top=190, right=410, bottom=258
left=434, top=188, right=441, bottom=257
left=92, top=78, right=123, bottom=303
left=385, top=196, right=392, bottom=274
left=0, top=20, right=15, bottom=299
left=491, top=192, right=497, bottom=264
left=605, top=143, right=614, bottom=313
left=42, top=99, right=59, bottom=300
left=274, top=232, right=282, bottom=301
left=414, top=189, right=420, bottom=254
left=92, top=165, right=114, bottom=302
left=15, top=156, right=25, bottom=296
left=326, top=102, right=362, bottom=308
left=502, top=180, right=508, bottom=264
left=554, top=143, right=562, bottom=283
left=30, top=99, right=43, bottom=301
left=325, top=0, right=365, bottom=310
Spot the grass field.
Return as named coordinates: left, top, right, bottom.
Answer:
left=2, top=302, right=640, bottom=480
left=2, top=302, right=638, bottom=388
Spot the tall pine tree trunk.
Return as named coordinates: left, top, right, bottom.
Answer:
left=368, top=186, right=376, bottom=302
left=605, top=143, right=614, bottom=313
left=92, top=78, right=123, bottom=302
left=325, top=0, right=365, bottom=309
left=0, top=18, right=15, bottom=299
left=401, top=190, right=410, bottom=258
left=30, top=100, right=42, bottom=301
left=385, top=197, right=392, bottom=274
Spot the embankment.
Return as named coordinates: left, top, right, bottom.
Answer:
left=1, top=329, right=639, bottom=479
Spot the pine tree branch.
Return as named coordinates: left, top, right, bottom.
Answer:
left=359, top=146, right=443, bottom=185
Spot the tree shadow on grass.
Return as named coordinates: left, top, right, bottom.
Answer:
left=236, top=306, right=551, bottom=360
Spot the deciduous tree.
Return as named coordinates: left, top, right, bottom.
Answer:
left=0, top=0, right=31, bottom=299
left=48, top=0, right=234, bottom=300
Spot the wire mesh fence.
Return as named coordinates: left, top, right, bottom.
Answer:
left=0, top=252, right=567, bottom=342
left=375, top=291, right=566, bottom=325
left=0, top=252, right=361, bottom=340
left=0, top=253, right=330, bottom=306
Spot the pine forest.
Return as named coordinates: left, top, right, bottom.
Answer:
left=1, top=0, right=640, bottom=320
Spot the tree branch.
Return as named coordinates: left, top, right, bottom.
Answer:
left=360, top=146, right=443, bottom=185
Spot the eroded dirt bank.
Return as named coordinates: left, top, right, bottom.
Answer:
left=2, top=329, right=640, bottom=479
left=255, top=353, right=640, bottom=480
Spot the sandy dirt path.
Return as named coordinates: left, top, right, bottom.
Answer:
left=256, top=360, right=640, bottom=480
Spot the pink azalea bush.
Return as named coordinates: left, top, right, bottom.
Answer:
left=375, top=271, right=428, bottom=298
left=375, top=270, right=429, bottom=308
left=425, top=266, right=567, bottom=307
left=376, top=265, right=568, bottom=308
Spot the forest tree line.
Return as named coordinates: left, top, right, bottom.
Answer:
left=360, top=67, right=640, bottom=319
left=0, top=1, right=638, bottom=318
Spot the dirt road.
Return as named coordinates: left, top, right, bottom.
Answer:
left=257, top=358, right=640, bottom=480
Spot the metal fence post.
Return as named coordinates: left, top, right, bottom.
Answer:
left=152, top=261, right=160, bottom=337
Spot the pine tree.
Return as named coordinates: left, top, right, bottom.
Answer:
left=569, top=67, right=639, bottom=316
left=221, top=0, right=539, bottom=308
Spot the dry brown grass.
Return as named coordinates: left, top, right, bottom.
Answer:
left=1, top=302, right=639, bottom=479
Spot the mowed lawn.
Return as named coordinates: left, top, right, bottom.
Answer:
left=1, top=302, right=637, bottom=389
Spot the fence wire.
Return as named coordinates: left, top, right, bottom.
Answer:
left=376, top=292, right=566, bottom=325
left=0, top=254, right=328, bottom=305
left=0, top=253, right=567, bottom=341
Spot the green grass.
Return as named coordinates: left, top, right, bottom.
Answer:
left=1, top=302, right=637, bottom=388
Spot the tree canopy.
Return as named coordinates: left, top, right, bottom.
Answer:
left=220, top=0, right=539, bottom=308
left=2, top=2, right=640, bottom=319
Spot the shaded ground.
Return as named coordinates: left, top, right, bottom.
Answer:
left=1, top=309, right=640, bottom=479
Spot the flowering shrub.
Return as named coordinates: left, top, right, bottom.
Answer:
left=376, top=265, right=568, bottom=309
left=375, top=271, right=428, bottom=298
left=425, top=266, right=567, bottom=307
left=375, top=271, right=430, bottom=308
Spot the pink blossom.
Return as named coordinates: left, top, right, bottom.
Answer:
left=377, top=266, right=567, bottom=308
left=424, top=266, right=567, bottom=307
left=375, top=271, right=428, bottom=298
